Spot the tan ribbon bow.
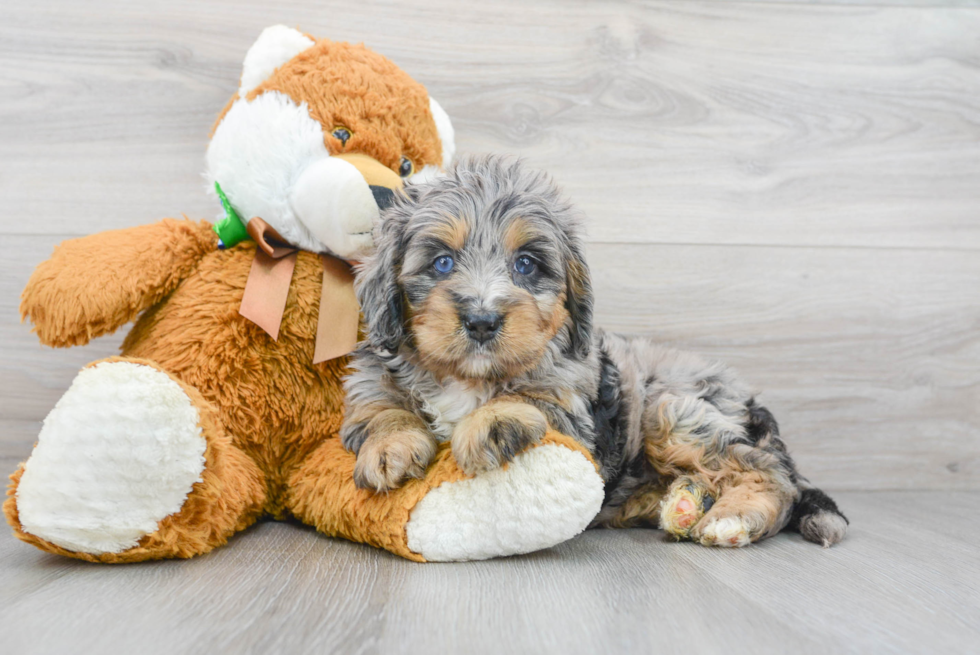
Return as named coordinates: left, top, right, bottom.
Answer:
left=238, top=218, right=359, bottom=363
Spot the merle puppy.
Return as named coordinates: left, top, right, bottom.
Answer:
left=341, top=155, right=847, bottom=547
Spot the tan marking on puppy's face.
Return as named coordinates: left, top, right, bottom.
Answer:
left=401, top=212, right=575, bottom=381
left=408, top=269, right=568, bottom=380
left=429, top=215, right=469, bottom=252
left=359, top=157, right=594, bottom=381
left=503, top=217, right=543, bottom=253
left=487, top=291, right=567, bottom=378
left=410, top=285, right=472, bottom=379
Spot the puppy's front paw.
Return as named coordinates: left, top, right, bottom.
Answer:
left=451, top=400, right=547, bottom=474
left=353, top=429, right=436, bottom=493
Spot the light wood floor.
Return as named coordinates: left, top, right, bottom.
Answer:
left=2, top=0, right=978, bottom=491
left=1, top=0, right=978, bottom=652
left=2, top=491, right=978, bottom=654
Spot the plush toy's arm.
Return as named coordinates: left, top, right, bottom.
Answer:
left=21, top=219, right=218, bottom=347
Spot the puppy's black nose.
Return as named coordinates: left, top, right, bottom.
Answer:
left=370, top=185, right=396, bottom=211
left=463, top=313, right=502, bottom=345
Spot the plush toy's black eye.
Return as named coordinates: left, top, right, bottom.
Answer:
left=514, top=255, right=537, bottom=276
left=398, top=156, right=414, bottom=178
left=332, top=127, right=351, bottom=146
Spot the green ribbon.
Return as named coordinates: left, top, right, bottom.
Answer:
left=212, top=182, right=251, bottom=248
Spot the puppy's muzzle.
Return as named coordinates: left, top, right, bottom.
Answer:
left=463, top=312, right=503, bottom=345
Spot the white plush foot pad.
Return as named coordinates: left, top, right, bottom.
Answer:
left=405, top=443, right=604, bottom=562
left=16, top=362, right=207, bottom=554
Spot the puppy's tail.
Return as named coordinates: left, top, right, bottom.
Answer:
left=789, top=485, right=848, bottom=548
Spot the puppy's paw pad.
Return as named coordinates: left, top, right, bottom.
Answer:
left=697, top=516, right=752, bottom=548
left=660, top=484, right=711, bottom=539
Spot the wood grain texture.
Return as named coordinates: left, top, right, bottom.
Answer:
left=712, top=0, right=980, bottom=6
left=2, top=3, right=978, bottom=653
left=1, top=1, right=979, bottom=249
left=1, top=491, right=978, bottom=654
left=0, top=3, right=978, bottom=487
left=3, top=236, right=976, bottom=490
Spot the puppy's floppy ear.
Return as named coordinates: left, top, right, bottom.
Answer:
left=355, top=194, right=415, bottom=352
left=564, top=236, right=594, bottom=359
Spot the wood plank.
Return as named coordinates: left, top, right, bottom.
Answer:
left=0, top=3, right=976, bottom=653
left=2, top=236, right=977, bottom=491
left=588, top=242, right=980, bottom=491
left=0, top=1, right=978, bottom=249
left=669, top=490, right=980, bottom=651
left=708, top=0, right=980, bottom=6
left=1, top=492, right=977, bottom=654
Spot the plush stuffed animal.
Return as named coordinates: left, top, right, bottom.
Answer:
left=4, top=26, right=605, bottom=563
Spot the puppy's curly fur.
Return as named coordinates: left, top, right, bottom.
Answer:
left=342, top=155, right=847, bottom=548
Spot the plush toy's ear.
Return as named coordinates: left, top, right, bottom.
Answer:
left=428, top=97, right=456, bottom=170
left=239, top=25, right=315, bottom=98
left=355, top=192, right=417, bottom=352
left=564, top=235, right=594, bottom=359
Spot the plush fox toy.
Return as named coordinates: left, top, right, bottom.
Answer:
left=4, top=26, right=604, bottom=563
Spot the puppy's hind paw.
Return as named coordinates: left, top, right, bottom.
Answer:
left=695, top=516, right=752, bottom=548
left=353, top=429, right=436, bottom=493
left=660, top=482, right=713, bottom=540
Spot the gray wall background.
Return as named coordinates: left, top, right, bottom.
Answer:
left=1, top=0, right=978, bottom=491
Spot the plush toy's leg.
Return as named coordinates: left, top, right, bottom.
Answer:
left=287, top=430, right=605, bottom=562
left=4, top=357, right=266, bottom=563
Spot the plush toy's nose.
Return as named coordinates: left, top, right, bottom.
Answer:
left=289, top=153, right=403, bottom=260
left=370, top=186, right=396, bottom=211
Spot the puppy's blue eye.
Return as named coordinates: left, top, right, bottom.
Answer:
left=433, top=255, right=454, bottom=274
left=514, top=255, right=536, bottom=276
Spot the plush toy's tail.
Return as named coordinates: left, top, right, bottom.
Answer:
left=789, top=486, right=848, bottom=548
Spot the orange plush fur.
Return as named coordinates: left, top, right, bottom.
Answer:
left=5, top=33, right=601, bottom=563
left=214, top=39, right=443, bottom=173
left=5, top=223, right=596, bottom=561
left=5, top=220, right=601, bottom=563
left=4, top=36, right=444, bottom=562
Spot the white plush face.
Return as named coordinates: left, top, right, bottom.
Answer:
left=205, top=25, right=456, bottom=260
